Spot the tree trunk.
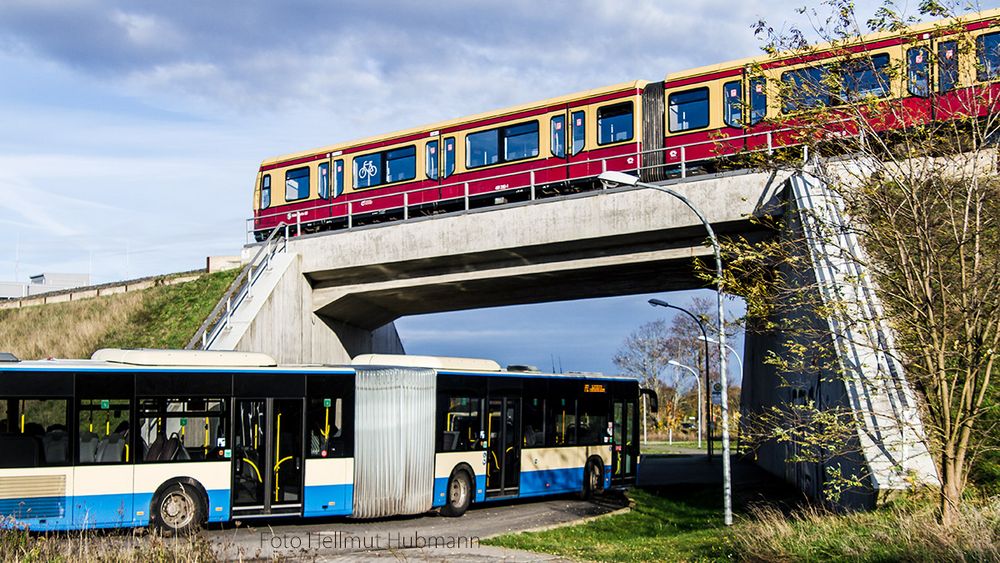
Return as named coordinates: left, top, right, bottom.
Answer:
left=940, top=453, right=961, bottom=526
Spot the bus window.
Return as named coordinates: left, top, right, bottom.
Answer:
left=545, top=397, right=576, bottom=446
left=939, top=40, right=959, bottom=92
left=318, top=162, right=329, bottom=199
left=723, top=80, right=742, bottom=127
left=137, top=398, right=228, bottom=463
left=908, top=47, right=930, bottom=97
left=307, top=397, right=347, bottom=457
left=668, top=88, right=709, bottom=132
left=977, top=32, right=1000, bottom=82
left=285, top=167, right=310, bottom=201
left=0, top=399, right=70, bottom=467
left=550, top=115, right=566, bottom=158
left=443, top=137, right=456, bottom=178
left=260, top=174, right=271, bottom=209
left=598, top=102, right=634, bottom=144
left=749, top=77, right=767, bottom=124
left=78, top=399, right=131, bottom=464
left=439, top=396, right=482, bottom=451
left=571, top=111, right=585, bottom=155
left=578, top=396, right=610, bottom=446
left=426, top=140, right=439, bottom=180
left=523, top=397, right=545, bottom=447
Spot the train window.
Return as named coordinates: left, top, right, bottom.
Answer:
left=977, top=32, right=1000, bottom=81
left=598, top=102, right=634, bottom=144
left=668, top=88, right=709, bottom=132
left=318, top=162, right=329, bottom=199
left=782, top=66, right=831, bottom=112
left=550, top=115, right=566, bottom=158
left=841, top=54, right=890, bottom=101
left=467, top=129, right=499, bottom=168
left=443, top=137, right=456, bottom=178
left=723, top=80, right=742, bottom=128
left=260, top=174, right=271, bottom=209
left=749, top=77, right=767, bottom=124
left=908, top=47, right=930, bottom=97
left=0, top=399, right=70, bottom=467
left=571, top=111, right=585, bottom=155
left=285, top=167, right=310, bottom=201
left=466, top=121, right=539, bottom=169
left=354, top=145, right=416, bottom=188
left=426, top=140, right=439, bottom=181
left=939, top=40, right=959, bottom=92
left=333, top=160, right=344, bottom=197
left=385, top=146, right=416, bottom=183
left=504, top=121, right=539, bottom=161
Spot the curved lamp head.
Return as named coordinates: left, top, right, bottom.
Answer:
left=597, top=171, right=640, bottom=188
left=648, top=298, right=669, bottom=308
left=667, top=360, right=683, bottom=368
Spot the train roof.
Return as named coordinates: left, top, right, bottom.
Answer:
left=0, top=349, right=636, bottom=381
left=260, top=80, right=648, bottom=167
left=665, top=7, right=1000, bottom=83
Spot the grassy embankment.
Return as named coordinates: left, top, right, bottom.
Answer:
left=486, top=486, right=1000, bottom=562
left=0, top=270, right=237, bottom=359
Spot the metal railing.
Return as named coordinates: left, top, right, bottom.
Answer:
left=186, top=223, right=290, bottom=350
left=246, top=126, right=806, bottom=243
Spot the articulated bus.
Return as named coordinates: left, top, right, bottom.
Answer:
left=0, top=349, right=653, bottom=533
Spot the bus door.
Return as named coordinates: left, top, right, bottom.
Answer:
left=485, top=396, right=520, bottom=497
left=232, top=398, right=304, bottom=517
left=611, top=398, right=638, bottom=486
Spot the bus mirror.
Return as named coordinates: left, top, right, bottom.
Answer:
left=640, top=388, right=659, bottom=413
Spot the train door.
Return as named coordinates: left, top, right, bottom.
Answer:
left=611, top=398, right=638, bottom=486
left=566, top=107, right=591, bottom=181
left=485, top=396, right=520, bottom=497
left=232, top=398, right=304, bottom=517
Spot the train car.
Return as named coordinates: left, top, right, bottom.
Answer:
left=251, top=80, right=668, bottom=240
left=661, top=8, right=1000, bottom=173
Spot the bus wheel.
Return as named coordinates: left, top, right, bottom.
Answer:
left=441, top=470, right=472, bottom=517
left=581, top=459, right=603, bottom=500
left=154, top=483, right=204, bottom=536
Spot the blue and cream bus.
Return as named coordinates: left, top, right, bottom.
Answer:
left=0, top=349, right=653, bottom=533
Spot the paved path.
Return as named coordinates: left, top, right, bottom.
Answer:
left=207, top=495, right=624, bottom=561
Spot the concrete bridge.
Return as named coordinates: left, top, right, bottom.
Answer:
left=189, top=166, right=937, bottom=507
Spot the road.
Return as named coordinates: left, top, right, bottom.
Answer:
left=206, top=494, right=625, bottom=561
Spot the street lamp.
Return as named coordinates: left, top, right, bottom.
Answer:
left=649, top=298, right=712, bottom=459
left=668, top=360, right=702, bottom=448
left=600, top=170, right=733, bottom=526
left=698, top=335, right=744, bottom=377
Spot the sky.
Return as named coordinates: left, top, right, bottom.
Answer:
left=0, top=0, right=989, bottom=376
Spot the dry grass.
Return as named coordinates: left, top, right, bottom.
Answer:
left=0, top=271, right=237, bottom=360
left=731, top=496, right=1000, bottom=562
left=0, top=526, right=218, bottom=562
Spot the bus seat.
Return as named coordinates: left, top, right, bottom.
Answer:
left=146, top=435, right=166, bottom=461
left=523, top=426, right=541, bottom=447
left=79, top=431, right=100, bottom=463
left=0, top=434, right=42, bottom=468
left=96, top=434, right=125, bottom=463
left=160, top=435, right=180, bottom=461
left=42, top=429, right=69, bottom=464
left=442, top=431, right=460, bottom=451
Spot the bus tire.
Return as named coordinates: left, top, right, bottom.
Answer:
left=581, top=458, right=604, bottom=500
left=152, top=482, right=205, bottom=536
left=441, top=469, right=473, bottom=517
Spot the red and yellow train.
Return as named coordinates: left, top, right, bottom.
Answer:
left=252, top=9, right=1000, bottom=240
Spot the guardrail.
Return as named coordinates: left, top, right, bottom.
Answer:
left=186, top=223, right=289, bottom=350
left=246, top=126, right=810, bottom=242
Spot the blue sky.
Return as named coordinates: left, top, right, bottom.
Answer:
left=0, top=0, right=981, bottom=375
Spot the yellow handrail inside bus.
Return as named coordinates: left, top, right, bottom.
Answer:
left=242, top=458, right=262, bottom=482
left=323, top=406, right=330, bottom=439
left=203, top=417, right=210, bottom=456
left=274, top=412, right=282, bottom=502
left=125, top=444, right=129, bottom=463
left=20, top=413, right=25, bottom=433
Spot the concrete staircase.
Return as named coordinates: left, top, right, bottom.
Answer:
left=789, top=172, right=939, bottom=493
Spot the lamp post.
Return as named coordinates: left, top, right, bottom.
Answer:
left=697, top=335, right=743, bottom=377
left=649, top=298, right=712, bottom=459
left=668, top=360, right=702, bottom=448
left=599, top=170, right=733, bottom=526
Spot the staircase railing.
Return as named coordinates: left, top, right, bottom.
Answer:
left=186, top=223, right=290, bottom=350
